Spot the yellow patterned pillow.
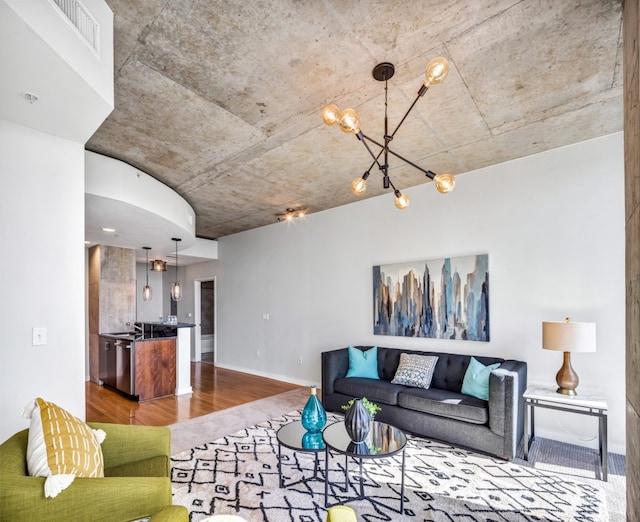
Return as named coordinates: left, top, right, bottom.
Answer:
left=23, top=398, right=106, bottom=498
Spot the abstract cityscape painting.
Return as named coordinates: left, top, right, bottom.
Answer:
left=373, top=254, right=489, bottom=342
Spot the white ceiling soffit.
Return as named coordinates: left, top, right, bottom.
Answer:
left=85, top=151, right=217, bottom=264
left=0, top=0, right=114, bottom=142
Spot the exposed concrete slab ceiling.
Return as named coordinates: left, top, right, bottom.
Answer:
left=86, top=0, right=623, bottom=239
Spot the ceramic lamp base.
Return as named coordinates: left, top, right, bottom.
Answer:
left=555, top=351, right=579, bottom=395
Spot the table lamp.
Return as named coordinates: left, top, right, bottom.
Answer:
left=542, top=317, right=596, bottom=395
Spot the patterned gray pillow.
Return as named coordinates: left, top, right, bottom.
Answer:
left=391, top=353, right=439, bottom=389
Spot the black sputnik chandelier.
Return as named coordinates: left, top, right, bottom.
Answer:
left=322, top=57, right=455, bottom=209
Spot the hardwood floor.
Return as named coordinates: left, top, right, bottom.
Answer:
left=86, top=362, right=303, bottom=426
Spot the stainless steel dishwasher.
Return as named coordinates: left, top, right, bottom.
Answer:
left=115, top=339, right=134, bottom=395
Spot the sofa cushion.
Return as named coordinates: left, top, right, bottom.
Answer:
left=398, top=387, right=489, bottom=424
left=334, top=377, right=405, bottom=406
left=391, top=353, right=438, bottom=389
left=23, top=398, right=105, bottom=498
left=345, top=345, right=379, bottom=379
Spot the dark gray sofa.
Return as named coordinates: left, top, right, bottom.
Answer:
left=321, top=346, right=527, bottom=460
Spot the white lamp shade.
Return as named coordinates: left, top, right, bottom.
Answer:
left=542, top=321, right=596, bottom=353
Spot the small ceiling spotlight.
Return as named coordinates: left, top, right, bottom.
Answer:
left=276, top=207, right=306, bottom=222
left=322, top=57, right=456, bottom=208
left=101, top=227, right=116, bottom=233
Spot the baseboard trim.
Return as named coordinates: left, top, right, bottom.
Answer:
left=213, top=362, right=316, bottom=388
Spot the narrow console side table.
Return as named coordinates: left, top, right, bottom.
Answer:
left=523, top=384, right=608, bottom=481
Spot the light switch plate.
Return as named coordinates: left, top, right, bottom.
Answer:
left=32, top=327, right=47, bottom=346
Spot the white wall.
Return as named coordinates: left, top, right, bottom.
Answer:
left=0, top=119, right=86, bottom=441
left=215, top=132, right=626, bottom=453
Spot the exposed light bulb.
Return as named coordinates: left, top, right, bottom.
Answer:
left=338, top=108, right=360, bottom=134
left=434, top=173, right=455, bottom=194
left=351, top=177, right=367, bottom=195
left=394, top=192, right=410, bottom=209
left=424, top=57, right=449, bottom=87
left=321, top=104, right=340, bottom=126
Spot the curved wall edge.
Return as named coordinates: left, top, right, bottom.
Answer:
left=85, top=150, right=196, bottom=239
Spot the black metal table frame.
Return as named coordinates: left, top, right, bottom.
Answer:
left=323, top=435, right=406, bottom=513
left=524, top=395, right=608, bottom=481
left=276, top=422, right=324, bottom=488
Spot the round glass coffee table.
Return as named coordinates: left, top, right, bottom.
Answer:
left=276, top=420, right=325, bottom=488
left=323, top=420, right=407, bottom=513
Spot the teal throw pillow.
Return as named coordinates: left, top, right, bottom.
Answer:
left=345, top=346, right=379, bottom=379
left=461, top=357, right=501, bottom=401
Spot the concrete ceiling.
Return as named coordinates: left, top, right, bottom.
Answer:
left=86, top=0, right=624, bottom=240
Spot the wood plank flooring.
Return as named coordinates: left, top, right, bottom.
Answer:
left=86, top=362, right=302, bottom=426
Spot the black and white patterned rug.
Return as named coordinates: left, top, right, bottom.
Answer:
left=171, top=411, right=609, bottom=521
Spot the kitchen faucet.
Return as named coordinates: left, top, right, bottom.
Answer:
left=126, top=322, right=142, bottom=333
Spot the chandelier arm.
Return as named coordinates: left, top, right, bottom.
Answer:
left=361, top=133, right=436, bottom=180
left=357, top=132, right=385, bottom=170
left=388, top=91, right=424, bottom=139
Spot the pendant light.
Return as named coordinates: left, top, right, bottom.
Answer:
left=142, top=246, right=152, bottom=301
left=171, top=237, right=182, bottom=302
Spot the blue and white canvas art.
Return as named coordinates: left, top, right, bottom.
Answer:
left=373, top=254, right=489, bottom=342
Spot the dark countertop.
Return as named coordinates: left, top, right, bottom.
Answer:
left=100, top=322, right=195, bottom=342
left=137, top=322, right=196, bottom=328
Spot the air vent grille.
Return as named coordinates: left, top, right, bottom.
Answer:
left=51, top=0, right=100, bottom=55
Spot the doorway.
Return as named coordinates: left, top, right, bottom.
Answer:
left=194, top=278, right=216, bottom=363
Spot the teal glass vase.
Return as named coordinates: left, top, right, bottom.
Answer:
left=301, top=385, right=326, bottom=433
left=302, top=431, right=325, bottom=449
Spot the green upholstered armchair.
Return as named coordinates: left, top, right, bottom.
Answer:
left=0, top=422, right=188, bottom=522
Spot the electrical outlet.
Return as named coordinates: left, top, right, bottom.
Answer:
left=32, top=327, right=47, bottom=346
left=297, top=356, right=303, bottom=365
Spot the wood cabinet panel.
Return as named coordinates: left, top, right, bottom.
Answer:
left=134, top=339, right=176, bottom=401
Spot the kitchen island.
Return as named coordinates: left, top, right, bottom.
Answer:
left=99, top=322, right=194, bottom=401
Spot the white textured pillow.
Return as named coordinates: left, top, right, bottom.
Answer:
left=391, top=353, right=439, bottom=389
left=23, top=398, right=106, bottom=498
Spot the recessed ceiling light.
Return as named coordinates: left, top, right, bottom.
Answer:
left=84, top=240, right=91, bottom=244
left=101, top=227, right=116, bottom=233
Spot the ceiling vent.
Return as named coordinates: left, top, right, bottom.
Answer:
left=50, top=0, right=100, bottom=56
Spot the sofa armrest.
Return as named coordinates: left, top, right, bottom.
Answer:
left=488, top=360, right=527, bottom=459
left=321, top=348, right=349, bottom=398
left=0, top=475, right=172, bottom=522
left=88, top=423, right=170, bottom=472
